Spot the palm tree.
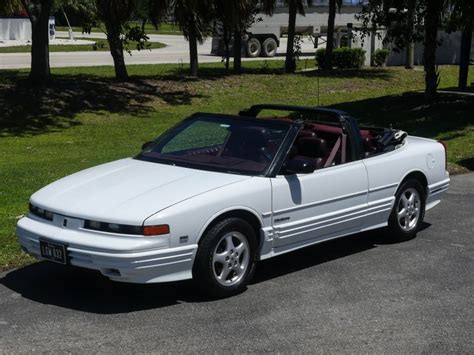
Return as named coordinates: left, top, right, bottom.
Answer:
left=96, top=0, right=136, bottom=81
left=150, top=0, right=212, bottom=77
left=423, top=0, right=446, bottom=101
left=1, top=0, right=54, bottom=84
left=405, top=0, right=417, bottom=69
left=322, top=0, right=342, bottom=70
left=449, top=0, right=474, bottom=90
left=261, top=0, right=310, bottom=73
left=232, top=0, right=259, bottom=74
left=212, top=0, right=257, bottom=74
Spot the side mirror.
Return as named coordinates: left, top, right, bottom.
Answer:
left=141, top=141, right=153, bottom=151
left=285, top=158, right=316, bottom=174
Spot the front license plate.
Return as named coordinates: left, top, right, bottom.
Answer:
left=39, top=240, right=67, bottom=264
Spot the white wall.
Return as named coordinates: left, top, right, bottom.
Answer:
left=0, top=17, right=55, bottom=41
left=387, top=31, right=474, bottom=66
left=0, top=18, right=32, bottom=41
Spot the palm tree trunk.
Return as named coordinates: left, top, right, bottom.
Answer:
left=458, top=23, right=472, bottom=90
left=188, top=22, right=199, bottom=77
left=233, top=28, right=242, bottom=74
left=285, top=0, right=297, bottom=73
left=223, top=25, right=230, bottom=73
left=105, top=21, right=128, bottom=81
left=23, top=0, right=53, bottom=84
left=405, top=0, right=416, bottom=69
left=324, top=0, right=337, bottom=70
left=423, top=0, right=443, bottom=101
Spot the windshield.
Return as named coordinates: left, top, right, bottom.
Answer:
left=136, top=114, right=292, bottom=175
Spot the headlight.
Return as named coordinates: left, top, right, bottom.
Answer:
left=83, top=220, right=143, bottom=235
left=84, top=220, right=170, bottom=236
left=29, top=203, right=53, bottom=221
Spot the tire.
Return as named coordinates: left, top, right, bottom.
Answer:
left=193, top=218, right=258, bottom=298
left=387, top=179, right=426, bottom=241
left=246, top=37, right=262, bottom=58
left=261, top=37, right=278, bottom=57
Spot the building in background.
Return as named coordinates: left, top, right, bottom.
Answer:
left=0, top=16, right=55, bottom=42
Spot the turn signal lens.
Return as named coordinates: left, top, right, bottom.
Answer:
left=143, top=224, right=170, bottom=236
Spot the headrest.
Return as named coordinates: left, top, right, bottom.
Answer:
left=231, top=127, right=266, bottom=143
left=298, top=130, right=316, bottom=138
left=297, top=137, right=326, bottom=158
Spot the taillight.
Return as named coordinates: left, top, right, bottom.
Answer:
left=143, top=224, right=170, bottom=236
left=438, top=141, right=448, bottom=170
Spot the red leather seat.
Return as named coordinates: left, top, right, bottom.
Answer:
left=295, top=137, right=326, bottom=169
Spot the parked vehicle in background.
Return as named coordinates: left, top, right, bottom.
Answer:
left=17, top=105, right=449, bottom=298
left=211, top=0, right=376, bottom=65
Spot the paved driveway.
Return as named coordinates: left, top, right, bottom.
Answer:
left=0, top=173, right=472, bottom=353
left=0, top=32, right=318, bottom=70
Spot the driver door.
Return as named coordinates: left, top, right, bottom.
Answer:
left=270, top=161, right=369, bottom=252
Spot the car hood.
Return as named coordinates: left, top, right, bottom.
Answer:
left=30, top=158, right=251, bottom=225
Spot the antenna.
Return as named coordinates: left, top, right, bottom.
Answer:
left=317, top=75, right=320, bottom=107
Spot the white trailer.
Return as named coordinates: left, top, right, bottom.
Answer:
left=211, top=1, right=379, bottom=66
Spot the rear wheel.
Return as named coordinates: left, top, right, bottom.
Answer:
left=261, top=37, right=278, bottom=57
left=193, top=218, right=257, bottom=298
left=246, top=37, right=261, bottom=58
left=387, top=179, right=425, bottom=240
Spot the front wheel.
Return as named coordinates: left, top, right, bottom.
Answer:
left=387, top=179, right=426, bottom=241
left=193, top=218, right=257, bottom=298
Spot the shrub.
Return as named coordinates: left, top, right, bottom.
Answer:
left=373, top=48, right=390, bottom=67
left=332, top=47, right=366, bottom=69
left=315, top=47, right=366, bottom=69
left=315, top=48, right=326, bottom=68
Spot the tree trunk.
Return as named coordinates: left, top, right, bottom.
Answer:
left=188, top=22, right=199, bottom=77
left=23, top=0, right=53, bottom=84
left=458, top=23, right=472, bottom=90
left=423, top=0, right=442, bottom=101
left=105, top=21, right=128, bottom=81
left=233, top=28, right=242, bottom=74
left=285, top=0, right=297, bottom=73
left=141, top=18, right=146, bottom=33
left=405, top=0, right=416, bottom=69
left=324, top=0, right=337, bottom=70
left=223, top=25, right=230, bottom=73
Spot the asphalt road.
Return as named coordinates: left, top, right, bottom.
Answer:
left=0, top=173, right=472, bottom=353
left=0, top=32, right=318, bottom=70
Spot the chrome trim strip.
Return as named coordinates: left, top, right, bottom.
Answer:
left=368, top=182, right=399, bottom=193
left=278, top=213, right=365, bottom=240
left=275, top=203, right=366, bottom=229
left=273, top=190, right=367, bottom=215
left=275, top=199, right=393, bottom=238
left=428, top=178, right=450, bottom=192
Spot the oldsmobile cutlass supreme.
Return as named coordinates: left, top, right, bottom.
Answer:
left=17, top=104, right=450, bottom=297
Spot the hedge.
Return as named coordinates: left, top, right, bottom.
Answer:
left=315, top=47, right=366, bottom=69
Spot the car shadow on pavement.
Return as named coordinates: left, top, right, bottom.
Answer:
left=252, top=223, right=429, bottom=284
left=0, top=224, right=430, bottom=314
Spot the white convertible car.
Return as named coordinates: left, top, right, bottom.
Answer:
left=17, top=104, right=450, bottom=297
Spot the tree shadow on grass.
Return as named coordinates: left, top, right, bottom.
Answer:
left=330, top=91, right=474, bottom=136
left=457, top=158, right=474, bottom=171
left=0, top=72, right=206, bottom=137
left=300, top=68, right=396, bottom=80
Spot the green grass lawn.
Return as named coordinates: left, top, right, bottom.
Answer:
left=55, top=22, right=182, bottom=35
left=0, top=39, right=166, bottom=53
left=0, top=62, right=473, bottom=270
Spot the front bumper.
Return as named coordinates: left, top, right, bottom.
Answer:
left=16, top=216, right=197, bottom=283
